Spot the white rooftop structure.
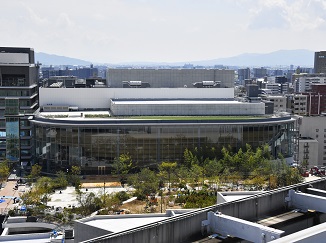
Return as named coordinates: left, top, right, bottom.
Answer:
left=110, top=99, right=266, bottom=116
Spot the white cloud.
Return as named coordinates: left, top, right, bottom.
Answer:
left=1, top=0, right=326, bottom=63
left=247, top=0, right=326, bottom=31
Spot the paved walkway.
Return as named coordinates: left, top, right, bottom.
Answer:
left=0, top=181, right=24, bottom=214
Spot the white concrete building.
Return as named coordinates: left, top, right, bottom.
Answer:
left=298, top=138, right=319, bottom=168
left=286, top=94, right=308, bottom=115
left=39, top=87, right=266, bottom=116
left=110, top=99, right=265, bottom=116
left=300, top=116, right=326, bottom=166
left=294, top=75, right=326, bottom=93
left=264, top=95, right=287, bottom=113
left=39, top=87, right=235, bottom=111
left=266, top=83, right=280, bottom=94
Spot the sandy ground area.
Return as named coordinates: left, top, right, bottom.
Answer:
left=47, top=186, right=127, bottom=208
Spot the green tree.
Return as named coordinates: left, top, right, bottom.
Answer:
left=69, top=165, right=81, bottom=188
left=183, top=148, right=198, bottom=169
left=21, top=176, right=54, bottom=208
left=26, top=164, right=42, bottom=185
left=53, top=171, right=68, bottom=189
left=71, top=165, right=81, bottom=175
left=203, top=159, right=223, bottom=178
left=181, top=190, right=217, bottom=208
left=175, top=166, right=192, bottom=186
left=112, top=153, right=133, bottom=186
left=0, top=160, right=10, bottom=181
left=29, top=164, right=42, bottom=180
left=129, top=168, right=159, bottom=200
left=35, top=177, right=53, bottom=206
left=159, top=162, right=177, bottom=192
left=76, top=190, right=101, bottom=216
left=21, top=190, right=42, bottom=206
left=190, top=164, right=204, bottom=186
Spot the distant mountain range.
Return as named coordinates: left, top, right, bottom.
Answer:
left=187, top=49, right=314, bottom=67
left=35, top=52, right=92, bottom=66
left=35, top=49, right=314, bottom=67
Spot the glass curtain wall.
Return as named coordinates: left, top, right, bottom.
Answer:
left=34, top=120, right=295, bottom=175
left=5, top=98, right=20, bottom=162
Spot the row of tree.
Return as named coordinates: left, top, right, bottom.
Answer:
left=17, top=143, right=303, bottom=218
left=112, top=144, right=303, bottom=199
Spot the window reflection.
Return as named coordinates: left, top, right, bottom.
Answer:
left=34, top=120, right=294, bottom=174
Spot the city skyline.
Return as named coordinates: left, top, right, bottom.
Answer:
left=1, top=0, right=326, bottom=63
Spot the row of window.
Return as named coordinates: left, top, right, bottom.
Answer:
left=315, top=129, right=326, bottom=132
left=0, top=90, right=33, bottom=97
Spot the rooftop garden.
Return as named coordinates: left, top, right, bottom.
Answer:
left=114, top=115, right=270, bottom=120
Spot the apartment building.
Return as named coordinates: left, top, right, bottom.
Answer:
left=286, top=94, right=308, bottom=115
left=300, top=116, right=326, bottom=166
left=298, top=137, right=319, bottom=168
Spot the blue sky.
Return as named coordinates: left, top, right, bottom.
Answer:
left=1, top=0, right=326, bottom=63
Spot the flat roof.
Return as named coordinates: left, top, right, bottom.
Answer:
left=258, top=211, right=304, bottom=227
left=32, top=112, right=293, bottom=127
left=111, top=100, right=243, bottom=105
left=85, top=216, right=169, bottom=233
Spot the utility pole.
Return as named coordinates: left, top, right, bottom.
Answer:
left=159, top=190, right=163, bottom=213
left=103, top=181, right=106, bottom=205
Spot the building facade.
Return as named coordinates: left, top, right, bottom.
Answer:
left=305, top=84, right=326, bottom=116
left=314, top=51, right=326, bottom=73
left=286, top=94, right=308, bottom=115
left=253, top=68, right=267, bottom=78
left=107, top=68, right=235, bottom=88
left=300, top=116, right=326, bottom=166
left=264, top=95, right=287, bottom=113
left=32, top=66, right=297, bottom=174
left=31, top=116, right=296, bottom=174
left=293, top=73, right=326, bottom=93
left=0, top=47, right=39, bottom=168
left=298, top=137, right=319, bottom=168
left=237, top=68, right=250, bottom=85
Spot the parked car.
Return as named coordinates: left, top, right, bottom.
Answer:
left=302, top=170, right=310, bottom=177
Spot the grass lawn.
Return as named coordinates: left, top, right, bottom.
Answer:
left=116, top=115, right=268, bottom=120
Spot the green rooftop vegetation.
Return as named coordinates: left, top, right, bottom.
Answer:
left=43, top=114, right=69, bottom=118
left=114, top=115, right=270, bottom=120
left=42, top=114, right=273, bottom=120
left=84, top=114, right=111, bottom=118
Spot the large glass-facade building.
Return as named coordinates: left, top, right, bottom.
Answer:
left=32, top=116, right=295, bottom=175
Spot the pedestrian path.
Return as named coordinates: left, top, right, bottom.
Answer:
left=0, top=181, right=23, bottom=214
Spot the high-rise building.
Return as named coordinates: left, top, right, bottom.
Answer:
left=237, top=68, right=250, bottom=85
left=304, top=84, right=326, bottom=115
left=314, top=51, right=326, bottom=73
left=0, top=47, right=39, bottom=170
left=253, top=67, right=267, bottom=78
